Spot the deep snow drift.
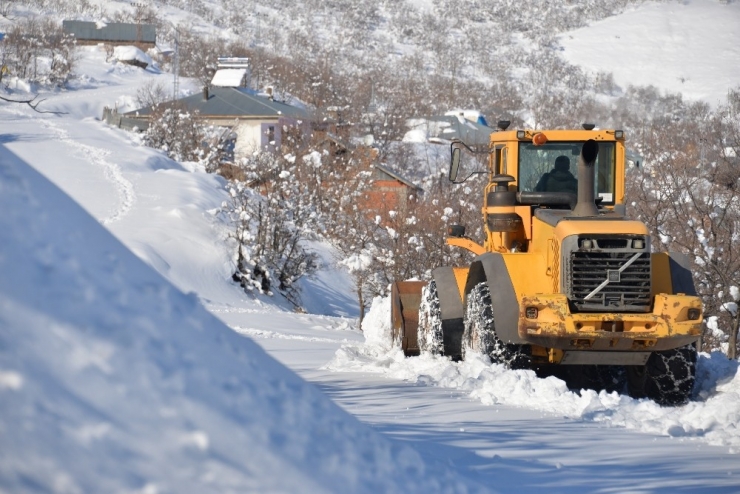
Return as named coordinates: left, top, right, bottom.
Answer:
left=0, top=150, right=479, bottom=492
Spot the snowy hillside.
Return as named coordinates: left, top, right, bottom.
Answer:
left=559, top=0, right=740, bottom=107
left=1, top=0, right=740, bottom=492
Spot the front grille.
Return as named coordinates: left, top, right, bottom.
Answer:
left=569, top=251, right=652, bottom=312
left=595, top=238, right=628, bottom=249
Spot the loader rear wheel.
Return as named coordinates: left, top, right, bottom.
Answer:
left=463, top=282, right=530, bottom=368
left=626, top=345, right=697, bottom=406
left=417, top=280, right=444, bottom=355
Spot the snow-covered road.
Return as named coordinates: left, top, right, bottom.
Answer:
left=230, top=309, right=740, bottom=492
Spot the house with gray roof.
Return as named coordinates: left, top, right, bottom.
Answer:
left=62, top=20, right=156, bottom=48
left=123, top=86, right=311, bottom=158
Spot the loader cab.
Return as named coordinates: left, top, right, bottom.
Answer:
left=448, top=127, right=627, bottom=253
left=516, top=140, right=617, bottom=206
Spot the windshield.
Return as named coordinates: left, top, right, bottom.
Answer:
left=518, top=141, right=616, bottom=203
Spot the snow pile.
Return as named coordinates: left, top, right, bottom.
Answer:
left=361, top=296, right=394, bottom=349
left=321, top=297, right=404, bottom=373
left=112, top=45, right=155, bottom=69
left=328, top=297, right=740, bottom=453
left=0, top=151, right=479, bottom=493
left=402, top=128, right=428, bottom=143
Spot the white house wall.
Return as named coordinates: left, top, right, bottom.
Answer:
left=233, top=122, right=265, bottom=158
left=232, top=117, right=302, bottom=160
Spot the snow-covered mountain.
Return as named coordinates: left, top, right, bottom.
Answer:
left=1, top=1, right=740, bottom=492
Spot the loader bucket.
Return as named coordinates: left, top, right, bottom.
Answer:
left=391, top=281, right=425, bottom=356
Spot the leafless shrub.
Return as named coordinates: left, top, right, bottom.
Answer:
left=135, top=79, right=169, bottom=109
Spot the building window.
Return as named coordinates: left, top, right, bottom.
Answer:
left=267, top=125, right=275, bottom=145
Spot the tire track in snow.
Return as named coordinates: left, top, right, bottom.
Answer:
left=232, top=326, right=355, bottom=344
left=37, top=117, right=135, bottom=225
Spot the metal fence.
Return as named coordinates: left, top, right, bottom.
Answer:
left=102, top=107, right=149, bottom=132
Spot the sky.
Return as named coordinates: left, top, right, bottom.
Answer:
left=1, top=1, right=740, bottom=493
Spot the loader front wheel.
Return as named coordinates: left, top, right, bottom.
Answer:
left=417, top=280, right=444, bottom=355
left=626, top=344, right=697, bottom=406
left=463, top=282, right=530, bottom=368
left=462, top=282, right=496, bottom=359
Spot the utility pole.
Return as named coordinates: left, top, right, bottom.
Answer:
left=173, top=28, right=180, bottom=98
left=255, top=12, right=266, bottom=46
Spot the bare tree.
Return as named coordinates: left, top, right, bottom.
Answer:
left=143, top=103, right=230, bottom=171
left=0, top=18, right=76, bottom=86
left=135, top=80, right=169, bottom=109
left=0, top=94, right=62, bottom=113
left=0, top=0, right=17, bottom=18
left=625, top=91, right=740, bottom=358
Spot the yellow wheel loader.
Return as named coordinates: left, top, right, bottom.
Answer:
left=391, top=122, right=703, bottom=406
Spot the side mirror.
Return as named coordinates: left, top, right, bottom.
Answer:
left=449, top=146, right=461, bottom=182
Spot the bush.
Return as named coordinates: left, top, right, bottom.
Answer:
left=221, top=153, right=319, bottom=306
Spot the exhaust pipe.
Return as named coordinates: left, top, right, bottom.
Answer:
left=572, top=139, right=599, bottom=217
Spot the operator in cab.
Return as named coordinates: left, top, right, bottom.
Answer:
left=535, top=155, right=577, bottom=193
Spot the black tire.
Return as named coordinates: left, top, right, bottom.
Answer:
left=417, top=280, right=444, bottom=355
left=462, top=282, right=530, bottom=368
left=462, top=281, right=496, bottom=358
left=627, top=345, right=697, bottom=406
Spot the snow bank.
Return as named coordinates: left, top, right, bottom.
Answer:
left=0, top=149, right=478, bottom=493
left=328, top=297, right=740, bottom=453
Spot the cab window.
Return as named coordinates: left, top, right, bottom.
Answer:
left=517, top=141, right=615, bottom=204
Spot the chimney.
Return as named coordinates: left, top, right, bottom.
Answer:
left=266, top=86, right=273, bottom=101
left=571, top=139, right=600, bottom=217
left=203, top=86, right=209, bottom=101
